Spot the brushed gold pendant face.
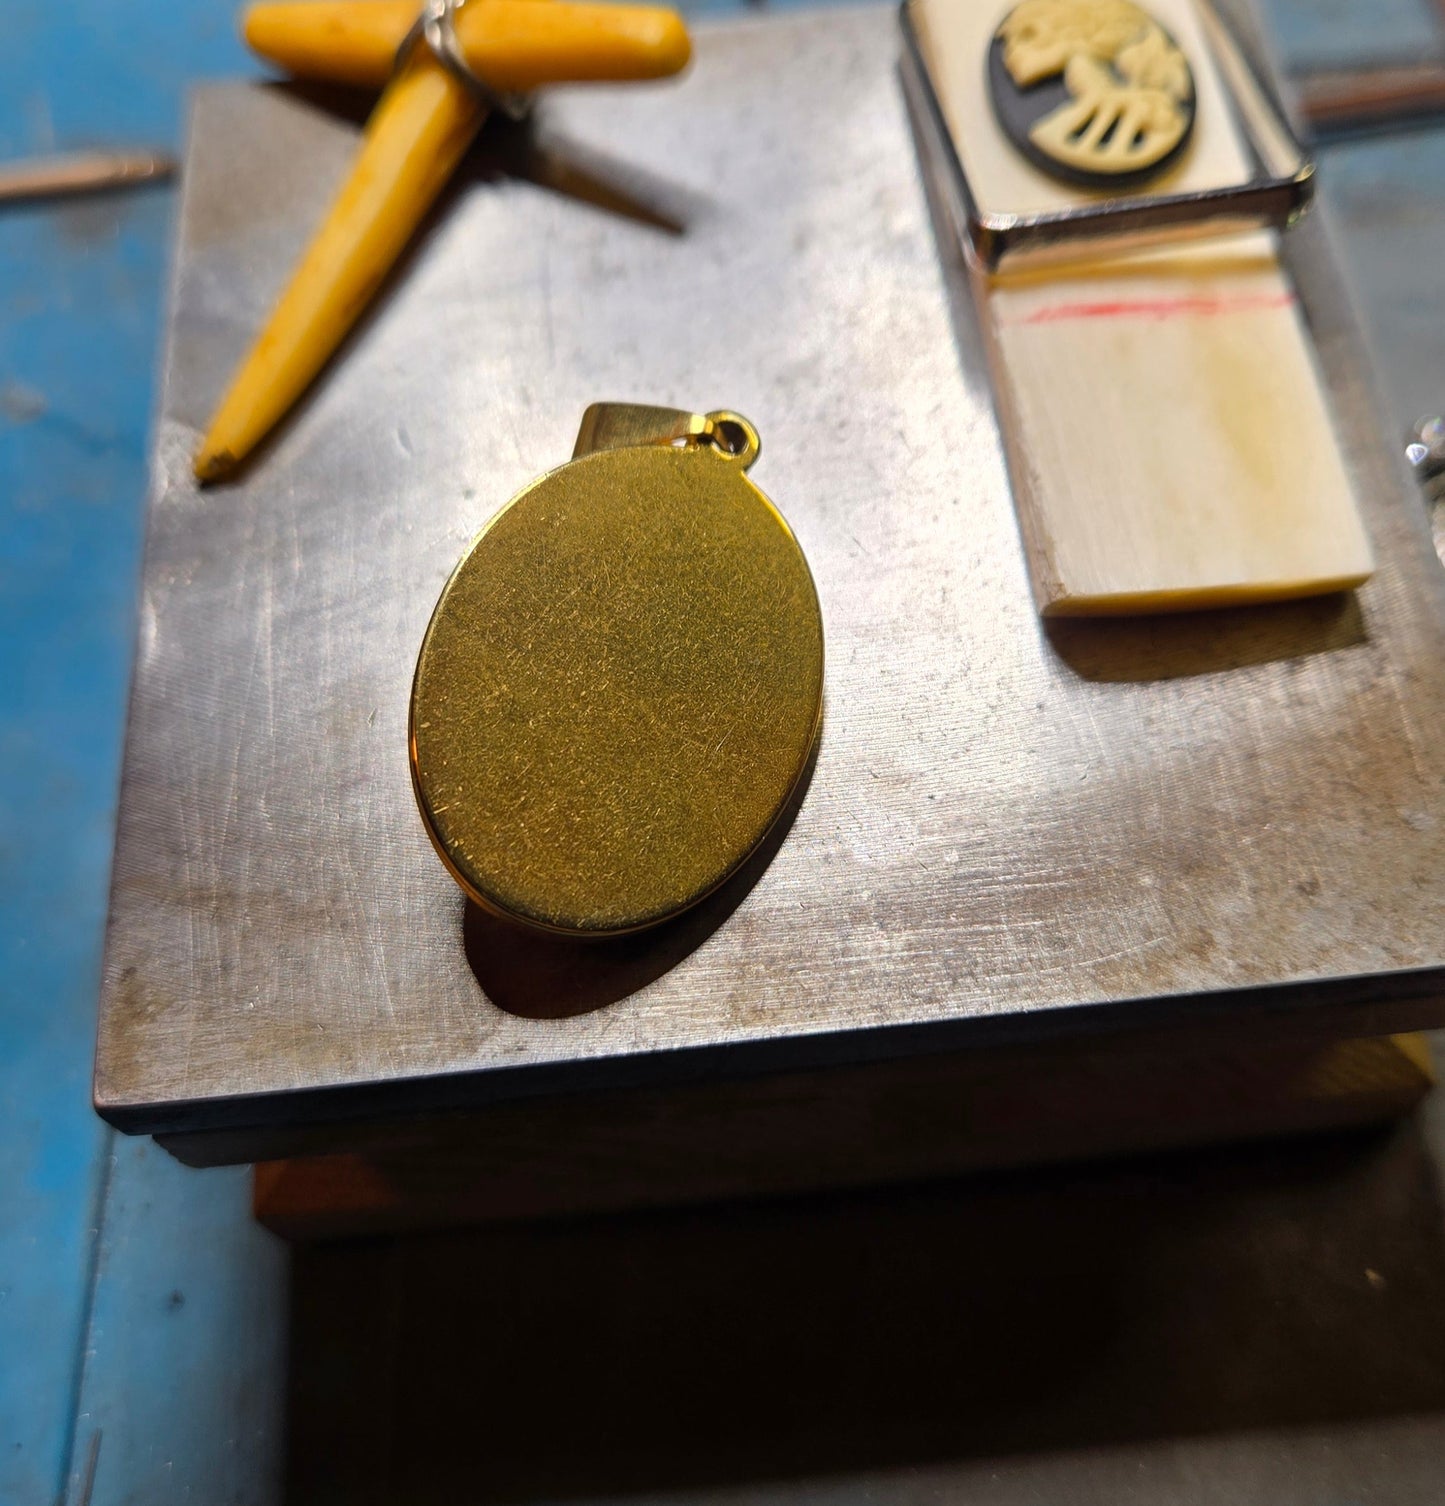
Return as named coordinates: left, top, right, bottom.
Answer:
left=410, top=407, right=824, bottom=938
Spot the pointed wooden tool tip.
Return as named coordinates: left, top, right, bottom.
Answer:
left=193, top=442, right=238, bottom=486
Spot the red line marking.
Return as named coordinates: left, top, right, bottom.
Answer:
left=1008, top=291, right=1298, bottom=325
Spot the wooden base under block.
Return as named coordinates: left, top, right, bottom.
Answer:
left=253, top=1032, right=1433, bottom=1241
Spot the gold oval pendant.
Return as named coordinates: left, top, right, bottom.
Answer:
left=410, top=407, right=824, bottom=938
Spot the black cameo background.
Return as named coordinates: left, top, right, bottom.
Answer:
left=987, top=2, right=1197, bottom=191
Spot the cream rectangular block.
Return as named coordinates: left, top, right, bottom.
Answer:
left=911, top=0, right=1375, bottom=614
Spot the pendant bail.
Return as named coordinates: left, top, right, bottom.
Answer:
left=573, top=404, right=761, bottom=469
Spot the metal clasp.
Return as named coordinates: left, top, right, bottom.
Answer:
left=395, top=0, right=532, bottom=120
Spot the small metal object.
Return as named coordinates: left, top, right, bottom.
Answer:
left=1406, top=415, right=1445, bottom=486
left=988, top=1, right=1197, bottom=190
left=410, top=406, right=825, bottom=938
left=396, top=0, right=531, bottom=119
left=901, top=0, right=1315, bottom=271
left=1408, top=417, right=1445, bottom=567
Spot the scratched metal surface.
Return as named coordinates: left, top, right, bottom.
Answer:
left=95, top=7, right=1445, bottom=1138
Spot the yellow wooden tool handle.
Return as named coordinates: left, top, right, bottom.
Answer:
left=244, top=0, right=691, bottom=91
left=194, top=1, right=693, bottom=482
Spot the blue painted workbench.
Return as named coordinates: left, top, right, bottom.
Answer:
left=0, top=8, right=280, bottom=1504
left=3, top=1, right=1445, bottom=1502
